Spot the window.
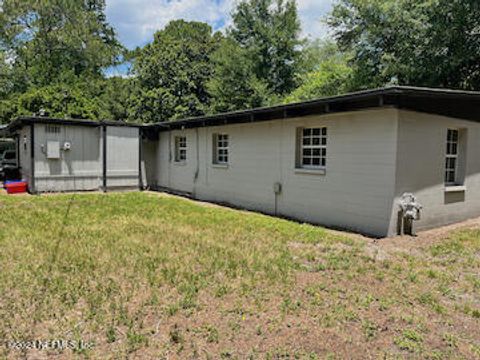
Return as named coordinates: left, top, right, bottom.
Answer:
left=300, top=127, right=327, bottom=168
left=445, top=129, right=459, bottom=185
left=174, top=136, right=187, bottom=162
left=45, top=125, right=60, bottom=134
left=213, top=134, right=229, bottom=164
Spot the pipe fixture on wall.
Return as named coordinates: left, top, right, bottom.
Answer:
left=398, top=193, right=422, bottom=236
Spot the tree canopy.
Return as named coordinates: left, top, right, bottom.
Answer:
left=0, top=0, right=122, bottom=89
left=0, top=0, right=479, bottom=124
left=328, top=0, right=480, bottom=90
left=0, top=0, right=125, bottom=122
left=285, top=41, right=353, bottom=103
left=130, top=20, right=221, bottom=123
left=208, top=0, right=303, bottom=113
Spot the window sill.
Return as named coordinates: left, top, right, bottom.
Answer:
left=294, top=167, right=326, bottom=175
left=445, top=185, right=466, bottom=193
left=173, top=161, right=187, bottom=166
left=212, top=163, right=229, bottom=169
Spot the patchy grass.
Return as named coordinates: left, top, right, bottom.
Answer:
left=0, top=192, right=479, bottom=359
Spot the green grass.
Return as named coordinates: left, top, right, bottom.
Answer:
left=0, top=192, right=479, bottom=358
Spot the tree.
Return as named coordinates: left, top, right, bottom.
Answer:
left=131, top=20, right=221, bottom=123
left=0, top=52, right=13, bottom=99
left=207, top=39, right=270, bottom=113
left=98, top=77, right=134, bottom=121
left=328, top=0, right=480, bottom=90
left=230, top=0, right=302, bottom=95
left=0, top=0, right=124, bottom=122
left=209, top=0, right=303, bottom=112
left=0, top=76, right=135, bottom=123
left=285, top=43, right=353, bottom=103
left=0, top=0, right=122, bottom=90
left=13, top=82, right=107, bottom=120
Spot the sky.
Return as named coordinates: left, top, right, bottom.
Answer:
left=105, top=0, right=335, bottom=50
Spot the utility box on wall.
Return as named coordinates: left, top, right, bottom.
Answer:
left=46, top=141, right=60, bottom=159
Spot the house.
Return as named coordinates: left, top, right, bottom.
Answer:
left=142, top=86, right=480, bottom=237
left=4, top=86, right=480, bottom=237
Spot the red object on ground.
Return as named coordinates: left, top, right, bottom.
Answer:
left=5, top=181, right=28, bottom=194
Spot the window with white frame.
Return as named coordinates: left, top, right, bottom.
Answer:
left=445, top=129, right=459, bottom=185
left=174, top=136, right=187, bottom=162
left=213, top=134, right=229, bottom=164
left=300, top=127, right=327, bottom=168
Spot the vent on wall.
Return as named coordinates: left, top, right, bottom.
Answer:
left=46, top=125, right=61, bottom=134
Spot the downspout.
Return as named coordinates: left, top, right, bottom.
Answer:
left=30, top=124, right=35, bottom=194
left=102, top=125, right=107, bottom=192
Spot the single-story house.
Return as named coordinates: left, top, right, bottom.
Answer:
left=4, top=86, right=480, bottom=237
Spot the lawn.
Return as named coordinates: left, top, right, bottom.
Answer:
left=0, top=192, right=479, bottom=359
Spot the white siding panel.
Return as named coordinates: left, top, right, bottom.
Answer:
left=106, top=126, right=139, bottom=189
left=33, top=124, right=102, bottom=192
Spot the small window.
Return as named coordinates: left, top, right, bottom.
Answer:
left=174, top=136, right=187, bottom=162
left=445, top=129, right=459, bottom=185
left=299, top=127, right=327, bottom=168
left=45, top=125, right=60, bottom=134
left=213, top=134, right=229, bottom=164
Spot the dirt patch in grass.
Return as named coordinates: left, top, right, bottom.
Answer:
left=0, top=192, right=479, bottom=359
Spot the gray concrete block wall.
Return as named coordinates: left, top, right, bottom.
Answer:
left=392, top=110, right=480, bottom=233
left=153, top=108, right=399, bottom=237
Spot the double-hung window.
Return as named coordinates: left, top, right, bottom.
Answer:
left=174, top=136, right=187, bottom=162
left=300, top=127, right=327, bottom=169
left=213, top=134, right=229, bottom=164
left=445, top=129, right=459, bottom=185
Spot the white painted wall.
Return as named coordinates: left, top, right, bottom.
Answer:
left=392, top=110, right=480, bottom=233
left=153, top=108, right=399, bottom=237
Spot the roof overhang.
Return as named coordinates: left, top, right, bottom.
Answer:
left=147, top=86, right=480, bottom=132
left=5, top=116, right=143, bottom=134
left=3, top=86, right=480, bottom=135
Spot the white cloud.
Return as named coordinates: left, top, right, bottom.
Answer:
left=106, top=0, right=333, bottom=49
left=297, top=0, right=333, bottom=39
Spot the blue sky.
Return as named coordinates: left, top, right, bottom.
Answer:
left=105, top=0, right=334, bottom=50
